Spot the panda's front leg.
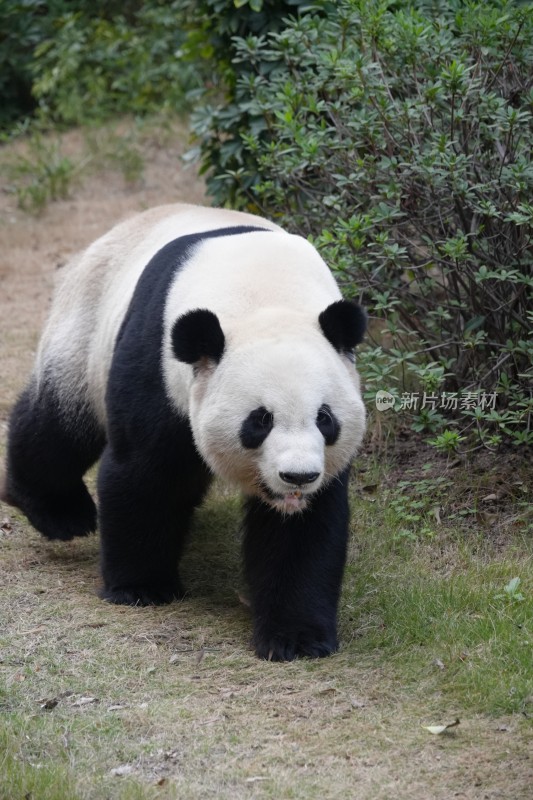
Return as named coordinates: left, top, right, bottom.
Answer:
left=243, top=467, right=351, bottom=661
left=97, top=441, right=211, bottom=606
left=97, top=446, right=186, bottom=605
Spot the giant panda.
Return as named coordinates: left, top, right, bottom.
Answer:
left=2, top=204, right=366, bottom=661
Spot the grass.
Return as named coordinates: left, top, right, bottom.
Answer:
left=344, top=556, right=533, bottom=714
left=342, top=459, right=533, bottom=717
left=1, top=461, right=533, bottom=799
left=0, top=115, right=181, bottom=214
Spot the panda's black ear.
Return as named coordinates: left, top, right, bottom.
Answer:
left=171, top=309, right=225, bottom=365
left=319, top=300, right=367, bottom=352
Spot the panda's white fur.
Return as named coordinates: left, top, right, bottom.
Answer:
left=4, top=203, right=367, bottom=661
left=36, top=205, right=281, bottom=426
left=35, top=204, right=365, bottom=514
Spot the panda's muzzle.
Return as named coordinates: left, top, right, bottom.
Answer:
left=279, top=471, right=320, bottom=487
left=256, top=471, right=320, bottom=514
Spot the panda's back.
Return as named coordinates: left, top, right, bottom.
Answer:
left=165, top=228, right=341, bottom=329
left=35, top=204, right=339, bottom=425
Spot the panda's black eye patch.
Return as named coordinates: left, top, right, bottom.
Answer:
left=240, top=407, right=274, bottom=449
left=316, top=404, right=340, bottom=445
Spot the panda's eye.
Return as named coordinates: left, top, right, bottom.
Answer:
left=316, top=404, right=340, bottom=446
left=240, top=406, right=274, bottom=449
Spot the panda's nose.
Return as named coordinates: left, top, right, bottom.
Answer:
left=279, top=471, right=320, bottom=487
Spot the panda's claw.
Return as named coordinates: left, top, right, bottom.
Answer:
left=101, top=582, right=184, bottom=607
left=254, top=631, right=337, bottom=662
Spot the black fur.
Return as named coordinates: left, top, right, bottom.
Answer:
left=319, top=299, right=367, bottom=353
left=239, top=407, right=274, bottom=449
left=243, top=467, right=351, bottom=661
left=172, top=309, right=225, bottom=365
left=3, top=384, right=104, bottom=540
left=316, top=403, right=340, bottom=446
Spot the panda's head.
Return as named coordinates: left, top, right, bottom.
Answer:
left=171, top=301, right=366, bottom=514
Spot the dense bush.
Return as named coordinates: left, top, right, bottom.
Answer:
left=0, top=0, right=196, bottom=130
left=32, top=0, right=198, bottom=124
left=175, top=0, right=314, bottom=189
left=2, top=0, right=308, bottom=131
left=0, top=0, right=52, bottom=129
left=191, top=0, right=533, bottom=449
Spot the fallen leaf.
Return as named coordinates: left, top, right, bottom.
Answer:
left=424, top=718, right=460, bottom=735
left=476, top=510, right=497, bottom=526
left=362, top=484, right=379, bottom=494
left=72, top=696, right=99, bottom=707
left=110, top=765, right=134, bottom=777
left=40, top=698, right=59, bottom=710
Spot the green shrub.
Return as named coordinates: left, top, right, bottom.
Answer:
left=191, top=0, right=533, bottom=449
left=177, top=0, right=315, bottom=199
left=2, top=134, right=77, bottom=212
left=0, top=0, right=52, bottom=129
left=0, top=0, right=155, bottom=132
left=32, top=1, right=197, bottom=125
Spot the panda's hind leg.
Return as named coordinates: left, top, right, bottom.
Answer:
left=2, top=384, right=105, bottom=540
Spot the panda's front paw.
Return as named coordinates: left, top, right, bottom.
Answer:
left=101, top=581, right=184, bottom=607
left=254, top=627, right=338, bottom=662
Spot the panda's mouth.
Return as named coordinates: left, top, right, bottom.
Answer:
left=258, top=483, right=310, bottom=514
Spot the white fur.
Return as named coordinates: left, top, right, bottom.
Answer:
left=189, top=332, right=365, bottom=511
left=34, top=203, right=365, bottom=512
left=35, top=204, right=281, bottom=422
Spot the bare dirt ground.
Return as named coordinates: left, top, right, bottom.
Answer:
left=1, top=125, right=532, bottom=800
